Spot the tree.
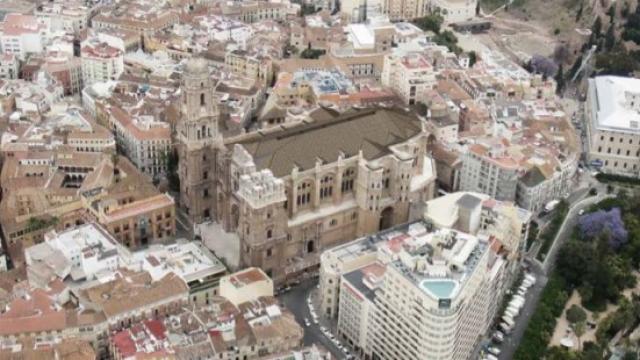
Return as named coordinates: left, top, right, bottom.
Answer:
left=593, top=16, right=603, bottom=38
left=573, top=321, right=586, bottom=351
left=576, top=3, right=584, bottom=21
left=413, top=14, right=444, bottom=34
left=555, top=64, right=565, bottom=95
left=468, top=51, right=477, bottom=67
left=300, top=48, right=325, bottom=59
left=567, top=304, right=587, bottom=324
left=433, top=30, right=462, bottom=54
left=166, top=148, right=180, bottom=192
left=605, top=23, right=617, bottom=51
left=608, top=4, right=617, bottom=22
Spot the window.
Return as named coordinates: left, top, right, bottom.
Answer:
left=330, top=219, right=338, bottom=227
left=267, top=229, right=272, bottom=239
left=203, top=171, right=208, bottom=180
left=320, top=175, right=333, bottom=200
left=200, top=93, right=205, bottom=106
left=296, top=180, right=313, bottom=207
left=383, top=169, right=391, bottom=189
left=341, top=168, right=356, bottom=193
left=266, top=248, right=272, bottom=257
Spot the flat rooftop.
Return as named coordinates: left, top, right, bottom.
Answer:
left=590, top=76, right=640, bottom=134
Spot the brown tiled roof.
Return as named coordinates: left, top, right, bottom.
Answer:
left=80, top=270, right=188, bottom=318
left=232, top=108, right=423, bottom=177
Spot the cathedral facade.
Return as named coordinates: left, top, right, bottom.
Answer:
left=177, top=58, right=437, bottom=283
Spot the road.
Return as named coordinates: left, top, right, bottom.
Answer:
left=497, top=192, right=610, bottom=359
left=497, top=260, right=547, bottom=360
left=279, top=279, right=348, bottom=359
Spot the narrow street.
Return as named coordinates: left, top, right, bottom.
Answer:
left=279, top=279, right=348, bottom=359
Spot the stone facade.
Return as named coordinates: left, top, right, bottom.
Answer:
left=176, top=58, right=437, bottom=283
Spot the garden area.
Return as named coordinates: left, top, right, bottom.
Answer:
left=515, top=190, right=640, bottom=360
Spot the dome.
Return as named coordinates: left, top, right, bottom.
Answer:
left=184, top=57, right=208, bottom=74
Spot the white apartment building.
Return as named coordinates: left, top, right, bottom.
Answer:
left=36, top=2, right=91, bottom=34
left=459, top=143, right=519, bottom=202
left=0, top=14, right=46, bottom=60
left=586, top=76, right=640, bottom=177
left=381, top=52, right=438, bottom=105
left=321, top=221, right=494, bottom=360
left=81, top=38, right=124, bottom=86
left=0, top=54, right=18, bottom=79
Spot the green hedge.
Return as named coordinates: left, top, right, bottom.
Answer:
left=595, top=173, right=640, bottom=185
left=536, top=201, right=569, bottom=261
left=513, top=275, right=569, bottom=360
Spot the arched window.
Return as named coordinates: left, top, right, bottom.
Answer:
left=383, top=169, right=391, bottom=189
left=341, top=168, right=356, bottom=193
left=320, top=175, right=333, bottom=200
left=296, top=180, right=313, bottom=208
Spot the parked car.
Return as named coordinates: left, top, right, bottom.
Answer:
left=488, top=346, right=501, bottom=356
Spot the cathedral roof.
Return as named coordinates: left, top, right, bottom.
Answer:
left=232, top=107, right=423, bottom=177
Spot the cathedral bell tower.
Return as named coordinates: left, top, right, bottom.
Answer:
left=177, top=58, right=221, bottom=224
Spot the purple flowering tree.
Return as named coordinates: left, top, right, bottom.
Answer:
left=578, top=207, right=628, bottom=249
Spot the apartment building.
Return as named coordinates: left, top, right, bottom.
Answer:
left=0, top=54, right=18, bottom=79
left=88, top=193, right=176, bottom=248
left=42, top=52, right=83, bottom=95
left=35, top=0, right=93, bottom=34
left=81, top=38, right=124, bottom=86
left=320, top=220, right=497, bottom=360
left=104, top=104, right=171, bottom=177
left=225, top=49, right=274, bottom=84
left=381, top=52, right=438, bottom=105
left=92, top=6, right=178, bottom=36
left=220, top=0, right=294, bottom=23
left=586, top=76, right=640, bottom=177
left=459, top=143, right=519, bottom=202
left=0, top=14, right=46, bottom=60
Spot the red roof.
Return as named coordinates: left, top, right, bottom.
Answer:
left=112, top=330, right=136, bottom=357
left=144, top=319, right=166, bottom=340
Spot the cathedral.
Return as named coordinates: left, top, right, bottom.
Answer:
left=177, top=58, right=437, bottom=283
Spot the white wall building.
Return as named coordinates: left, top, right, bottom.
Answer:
left=81, top=38, right=124, bottom=86
left=381, top=52, right=438, bottom=105
left=586, top=76, right=640, bottom=177
left=320, top=221, right=494, bottom=360
left=0, top=54, right=19, bottom=79
left=0, top=14, right=46, bottom=60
